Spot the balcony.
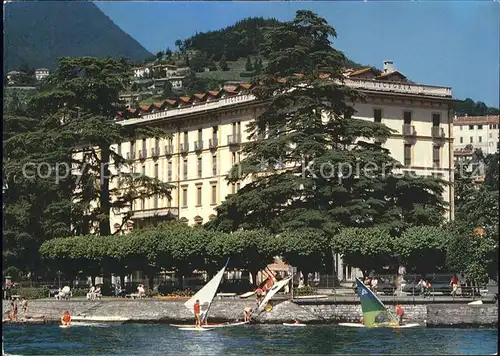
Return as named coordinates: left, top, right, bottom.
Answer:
left=180, top=143, right=189, bottom=153
left=209, top=137, right=218, bottom=149
left=138, top=149, right=147, bottom=160
left=194, top=141, right=204, bottom=152
left=128, top=206, right=179, bottom=220
left=151, top=147, right=160, bottom=158
left=126, top=152, right=136, bottom=160
left=432, top=126, right=445, bottom=139
left=228, top=134, right=241, bottom=146
left=402, top=124, right=416, bottom=136
left=165, top=145, right=174, bottom=156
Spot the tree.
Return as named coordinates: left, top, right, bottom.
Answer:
left=156, top=51, right=164, bottom=60
left=165, top=47, right=173, bottom=58
left=253, top=57, right=261, bottom=75
left=219, top=53, right=229, bottom=71
left=245, top=56, right=253, bottom=71
left=394, top=226, right=448, bottom=275
left=209, top=10, right=446, bottom=239
left=24, top=57, right=174, bottom=236
left=162, top=81, right=173, bottom=99
left=174, top=39, right=183, bottom=53
left=331, top=228, right=394, bottom=277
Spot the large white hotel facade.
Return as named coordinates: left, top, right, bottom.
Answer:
left=109, top=61, right=455, bottom=282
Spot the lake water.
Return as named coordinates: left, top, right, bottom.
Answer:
left=3, top=324, right=498, bottom=355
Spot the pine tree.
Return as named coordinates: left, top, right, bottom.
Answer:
left=211, top=10, right=446, bottom=236
left=219, top=53, right=229, bottom=71
left=253, top=57, right=261, bottom=74
left=245, top=56, right=253, bottom=72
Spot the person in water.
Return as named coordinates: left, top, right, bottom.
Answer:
left=193, top=299, right=201, bottom=327
left=243, top=306, right=253, bottom=322
left=61, top=310, right=71, bottom=326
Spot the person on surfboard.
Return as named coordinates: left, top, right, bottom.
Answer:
left=193, top=299, right=201, bottom=328
left=61, top=311, right=71, bottom=326
left=395, top=304, right=405, bottom=325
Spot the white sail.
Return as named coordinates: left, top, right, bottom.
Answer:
left=256, top=277, right=292, bottom=314
left=184, top=260, right=228, bottom=321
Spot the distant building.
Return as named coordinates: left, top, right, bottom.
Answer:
left=34, top=68, right=50, bottom=81
left=453, top=115, right=499, bottom=156
left=6, top=70, right=23, bottom=85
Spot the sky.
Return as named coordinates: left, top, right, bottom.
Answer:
left=95, top=1, right=499, bottom=107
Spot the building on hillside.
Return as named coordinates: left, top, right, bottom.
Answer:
left=133, top=66, right=151, bottom=79
left=453, top=115, right=499, bottom=156
left=6, top=70, right=24, bottom=85
left=108, top=60, right=454, bottom=283
left=34, top=68, right=50, bottom=81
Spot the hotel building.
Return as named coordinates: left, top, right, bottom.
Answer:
left=111, top=60, right=455, bottom=282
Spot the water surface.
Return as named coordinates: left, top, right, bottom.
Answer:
left=3, top=324, right=498, bottom=355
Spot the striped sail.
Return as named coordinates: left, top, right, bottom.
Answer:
left=256, top=277, right=292, bottom=314
left=355, top=277, right=399, bottom=328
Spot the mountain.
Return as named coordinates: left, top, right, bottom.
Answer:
left=4, top=1, right=153, bottom=72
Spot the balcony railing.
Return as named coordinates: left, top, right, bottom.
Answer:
left=180, top=143, right=189, bottom=153
left=139, top=149, right=147, bottom=159
left=194, top=141, right=204, bottom=151
left=228, top=134, right=241, bottom=145
left=402, top=124, right=416, bottom=136
left=151, top=147, right=160, bottom=157
left=209, top=137, right=218, bottom=149
left=432, top=126, right=445, bottom=138
left=165, top=145, right=174, bottom=155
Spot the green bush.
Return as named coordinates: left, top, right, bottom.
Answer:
left=239, top=71, right=255, bottom=78
left=10, top=287, right=49, bottom=300
left=293, top=286, right=315, bottom=296
left=71, top=288, right=87, bottom=297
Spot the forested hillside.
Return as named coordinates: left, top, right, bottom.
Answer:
left=4, top=1, right=152, bottom=71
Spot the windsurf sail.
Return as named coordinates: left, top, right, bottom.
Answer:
left=355, top=277, right=399, bottom=328
left=256, top=277, right=292, bottom=314
left=185, top=259, right=229, bottom=322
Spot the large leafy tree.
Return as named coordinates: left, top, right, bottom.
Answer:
left=209, top=11, right=446, bottom=240
left=26, top=57, right=174, bottom=236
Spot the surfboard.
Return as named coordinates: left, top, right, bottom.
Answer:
left=178, top=327, right=213, bottom=331
left=201, top=321, right=249, bottom=328
left=338, top=322, right=420, bottom=328
left=59, top=324, right=71, bottom=328
left=240, top=291, right=256, bottom=298
left=468, top=300, right=483, bottom=305
left=294, top=295, right=328, bottom=300
left=283, top=322, right=306, bottom=327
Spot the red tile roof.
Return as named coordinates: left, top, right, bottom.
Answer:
left=454, top=115, right=500, bottom=125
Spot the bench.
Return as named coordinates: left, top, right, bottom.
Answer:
left=10, top=295, right=20, bottom=300
left=217, top=293, right=237, bottom=300
left=126, top=293, right=145, bottom=299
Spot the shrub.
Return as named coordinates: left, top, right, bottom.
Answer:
left=239, top=71, right=255, bottom=78
left=10, top=287, right=49, bottom=300
left=293, top=286, right=315, bottom=296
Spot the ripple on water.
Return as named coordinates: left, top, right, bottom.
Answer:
left=3, top=324, right=498, bottom=355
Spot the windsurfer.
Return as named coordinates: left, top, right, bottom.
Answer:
left=395, top=304, right=405, bottom=325
left=61, top=311, right=71, bottom=326
left=193, top=299, right=201, bottom=328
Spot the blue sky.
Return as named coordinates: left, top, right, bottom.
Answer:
left=96, top=1, right=499, bottom=107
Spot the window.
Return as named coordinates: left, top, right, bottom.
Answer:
left=142, top=138, right=147, bottom=151
left=469, top=125, right=474, bottom=130
left=183, top=131, right=188, bottom=145
left=478, top=125, right=483, bottom=130
left=182, top=187, right=188, bottom=208
left=141, top=198, right=145, bottom=210
left=142, top=165, right=146, bottom=177
left=490, top=133, right=493, bottom=138
left=489, top=124, right=492, bottom=129
left=197, top=157, right=202, bottom=178
left=212, top=155, right=217, bottom=176
left=167, top=161, right=172, bottom=182
left=432, top=113, right=441, bottom=127
left=232, top=152, right=236, bottom=166
left=153, top=195, right=158, bottom=209
left=198, top=128, right=202, bottom=142
left=232, top=122, right=237, bottom=136
left=237, top=152, right=241, bottom=163
left=154, top=163, right=159, bottom=179
left=478, top=136, right=482, bottom=143
left=183, top=159, right=188, bottom=180
left=460, top=137, right=463, bottom=144
left=403, top=111, right=412, bottom=124
left=212, top=126, right=218, bottom=135
left=211, top=184, right=217, bottom=205
left=231, top=183, right=236, bottom=194
left=470, top=137, right=473, bottom=143
left=196, top=185, right=202, bottom=206
left=117, top=143, right=122, bottom=155
left=131, top=140, right=135, bottom=155
left=460, top=126, right=463, bottom=131
left=404, top=143, right=411, bottom=166
left=433, top=145, right=440, bottom=167
left=236, top=182, right=241, bottom=191
left=373, top=109, right=382, bottom=123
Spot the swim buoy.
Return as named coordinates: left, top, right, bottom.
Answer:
left=265, top=304, right=273, bottom=312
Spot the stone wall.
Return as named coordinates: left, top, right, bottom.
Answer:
left=3, top=299, right=496, bottom=326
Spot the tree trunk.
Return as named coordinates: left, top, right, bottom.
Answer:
left=99, top=146, right=111, bottom=236
left=249, top=269, right=258, bottom=288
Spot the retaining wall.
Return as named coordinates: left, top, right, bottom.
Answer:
left=2, top=299, right=497, bottom=326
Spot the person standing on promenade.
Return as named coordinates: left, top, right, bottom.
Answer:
left=450, top=274, right=459, bottom=299
left=21, top=297, right=28, bottom=320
